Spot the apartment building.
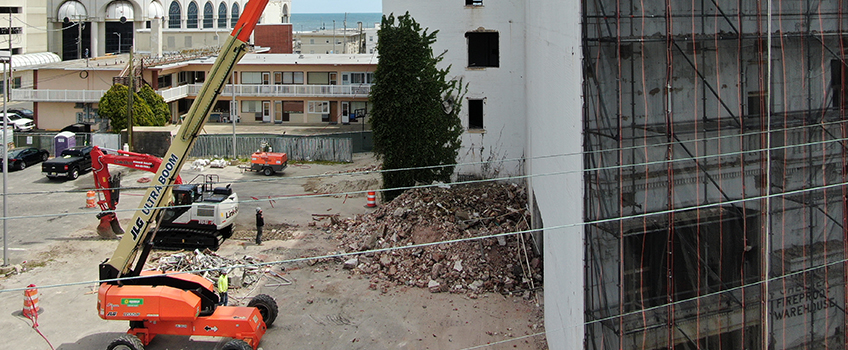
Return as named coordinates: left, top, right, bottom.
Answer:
left=13, top=53, right=375, bottom=130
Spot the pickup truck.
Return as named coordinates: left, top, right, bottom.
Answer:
left=42, top=145, right=94, bottom=180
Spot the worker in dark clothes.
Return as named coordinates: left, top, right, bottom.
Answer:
left=255, top=207, right=265, bottom=245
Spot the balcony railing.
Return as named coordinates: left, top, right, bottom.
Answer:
left=12, top=84, right=372, bottom=103
left=12, top=89, right=109, bottom=103
left=174, top=84, right=372, bottom=102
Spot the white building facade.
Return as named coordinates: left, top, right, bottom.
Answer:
left=382, top=0, right=583, bottom=348
left=46, top=0, right=291, bottom=59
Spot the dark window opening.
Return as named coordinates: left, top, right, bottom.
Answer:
left=158, top=74, right=173, bottom=88
left=218, top=3, right=227, bottom=28
left=468, top=99, right=484, bottom=129
left=832, top=60, right=848, bottom=109
left=0, top=27, right=22, bottom=35
left=61, top=21, right=91, bottom=61
left=747, top=91, right=765, bottom=117
left=0, top=7, right=21, bottom=14
left=187, top=2, right=198, bottom=28
left=231, top=3, right=240, bottom=27
left=466, top=32, right=499, bottom=68
left=621, top=206, right=760, bottom=312
left=168, top=1, right=181, bottom=28
left=465, top=0, right=483, bottom=5
left=203, top=2, right=213, bottom=28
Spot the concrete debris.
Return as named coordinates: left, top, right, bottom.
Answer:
left=147, top=249, right=265, bottom=288
left=209, top=159, right=229, bottom=168
left=328, top=183, right=542, bottom=295
left=343, top=258, right=358, bottom=269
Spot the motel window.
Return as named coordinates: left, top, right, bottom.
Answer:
left=466, top=32, right=499, bottom=68
left=158, top=74, right=173, bottom=88
left=307, top=101, right=330, bottom=114
left=241, top=72, right=262, bottom=84
left=468, top=99, right=484, bottom=130
left=277, top=72, right=303, bottom=84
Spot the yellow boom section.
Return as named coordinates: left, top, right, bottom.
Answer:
left=105, top=0, right=269, bottom=276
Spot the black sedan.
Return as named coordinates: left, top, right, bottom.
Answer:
left=2, top=147, right=49, bottom=170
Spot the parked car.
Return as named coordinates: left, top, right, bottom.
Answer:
left=7, top=108, right=33, bottom=119
left=42, top=145, right=94, bottom=180
left=1, top=147, right=49, bottom=170
left=0, top=113, right=34, bottom=132
left=60, top=123, right=93, bottom=133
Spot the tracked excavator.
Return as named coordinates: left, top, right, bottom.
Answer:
left=91, top=146, right=238, bottom=250
left=97, top=0, right=278, bottom=348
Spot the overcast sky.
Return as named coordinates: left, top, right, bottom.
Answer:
left=293, top=0, right=382, bottom=13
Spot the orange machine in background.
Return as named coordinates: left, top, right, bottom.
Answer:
left=250, top=152, right=288, bottom=176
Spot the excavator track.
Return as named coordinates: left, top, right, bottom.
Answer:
left=152, top=227, right=228, bottom=251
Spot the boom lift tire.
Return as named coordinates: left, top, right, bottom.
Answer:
left=222, top=339, right=252, bottom=350
left=262, top=167, right=274, bottom=176
left=247, top=294, right=279, bottom=326
left=106, top=334, right=145, bottom=350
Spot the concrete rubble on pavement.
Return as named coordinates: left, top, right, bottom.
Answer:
left=321, top=182, right=543, bottom=297
left=146, top=249, right=265, bottom=288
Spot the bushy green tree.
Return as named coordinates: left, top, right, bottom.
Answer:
left=98, top=84, right=155, bottom=132
left=369, top=13, right=465, bottom=201
left=138, top=84, right=170, bottom=126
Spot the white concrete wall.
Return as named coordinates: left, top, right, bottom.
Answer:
left=524, top=0, right=583, bottom=348
left=383, top=0, right=527, bottom=179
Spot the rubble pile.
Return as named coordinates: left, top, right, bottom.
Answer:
left=329, top=182, right=542, bottom=295
left=231, top=223, right=299, bottom=241
left=146, top=249, right=264, bottom=288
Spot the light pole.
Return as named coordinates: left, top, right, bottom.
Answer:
left=113, top=32, right=121, bottom=53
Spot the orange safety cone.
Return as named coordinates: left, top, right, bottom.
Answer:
left=86, top=190, right=96, bottom=208
left=366, top=191, right=377, bottom=208
left=22, top=284, right=40, bottom=318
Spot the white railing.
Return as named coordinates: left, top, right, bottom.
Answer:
left=156, top=84, right=190, bottom=102
left=12, top=89, right=108, bottom=103
left=170, top=84, right=372, bottom=99
left=13, top=83, right=372, bottom=103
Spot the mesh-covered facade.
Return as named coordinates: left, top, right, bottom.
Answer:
left=584, top=0, right=848, bottom=348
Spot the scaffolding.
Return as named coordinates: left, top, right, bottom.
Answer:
left=583, top=0, right=848, bottom=348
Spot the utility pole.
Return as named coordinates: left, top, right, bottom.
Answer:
left=332, top=20, right=335, bottom=54
left=77, top=19, right=82, bottom=59
left=127, top=48, right=133, bottom=151
left=343, top=13, right=347, bottom=54
left=358, top=22, right=363, bottom=54
left=6, top=11, right=10, bottom=102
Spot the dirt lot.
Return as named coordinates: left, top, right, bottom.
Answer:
left=0, top=153, right=546, bottom=350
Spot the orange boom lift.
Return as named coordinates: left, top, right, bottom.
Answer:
left=96, top=1, right=277, bottom=349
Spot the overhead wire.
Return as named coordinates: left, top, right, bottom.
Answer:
left=6, top=119, right=848, bottom=199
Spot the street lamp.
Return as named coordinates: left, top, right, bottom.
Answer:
left=113, top=32, right=121, bottom=53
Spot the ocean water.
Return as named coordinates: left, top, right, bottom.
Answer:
left=291, top=13, right=383, bottom=32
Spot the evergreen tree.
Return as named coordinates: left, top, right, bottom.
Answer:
left=369, top=13, right=465, bottom=201
left=138, top=84, right=170, bottom=126
left=98, top=84, right=155, bottom=132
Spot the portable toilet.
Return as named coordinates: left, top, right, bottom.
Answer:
left=54, top=131, right=76, bottom=156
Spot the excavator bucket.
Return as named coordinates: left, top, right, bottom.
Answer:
left=97, top=213, right=124, bottom=238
